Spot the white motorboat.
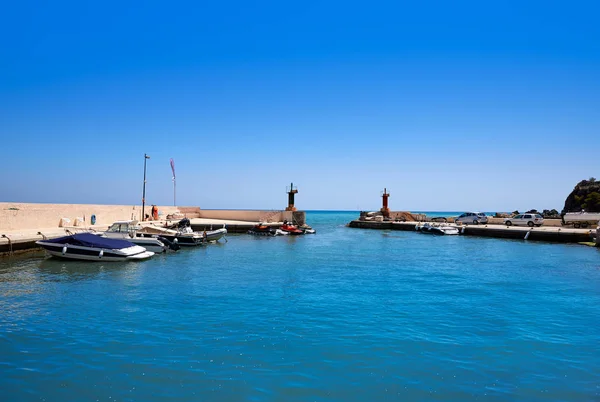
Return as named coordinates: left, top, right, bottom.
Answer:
left=36, top=233, right=154, bottom=261
left=102, top=220, right=180, bottom=253
left=140, top=218, right=228, bottom=244
left=137, top=224, right=206, bottom=246
left=418, top=223, right=460, bottom=235
left=181, top=224, right=228, bottom=242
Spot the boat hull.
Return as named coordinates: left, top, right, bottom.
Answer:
left=151, top=234, right=206, bottom=246
left=129, top=239, right=167, bottom=253
left=37, top=242, right=154, bottom=261
left=103, top=234, right=168, bottom=253
left=248, top=227, right=278, bottom=236
left=280, top=224, right=305, bottom=235
left=282, top=230, right=304, bottom=235
left=418, top=224, right=460, bottom=235
left=199, top=228, right=227, bottom=242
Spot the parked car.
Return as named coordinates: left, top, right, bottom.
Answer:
left=455, top=212, right=488, bottom=225
left=504, top=213, right=544, bottom=227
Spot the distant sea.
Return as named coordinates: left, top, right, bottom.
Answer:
left=1, top=211, right=598, bottom=401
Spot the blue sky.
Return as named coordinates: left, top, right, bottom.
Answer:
left=1, top=0, right=598, bottom=212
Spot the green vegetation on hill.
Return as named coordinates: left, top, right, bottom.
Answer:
left=562, top=178, right=600, bottom=213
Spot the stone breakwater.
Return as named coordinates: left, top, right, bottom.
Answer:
left=348, top=220, right=596, bottom=244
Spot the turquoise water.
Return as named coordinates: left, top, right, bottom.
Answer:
left=1, top=211, right=599, bottom=401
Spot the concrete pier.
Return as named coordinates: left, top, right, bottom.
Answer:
left=0, top=226, right=110, bottom=256
left=0, top=202, right=308, bottom=255
left=348, top=220, right=596, bottom=244
left=189, top=219, right=279, bottom=234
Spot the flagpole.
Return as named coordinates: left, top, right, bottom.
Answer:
left=142, top=154, right=150, bottom=221
left=170, top=158, right=176, bottom=207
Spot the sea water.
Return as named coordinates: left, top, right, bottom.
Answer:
left=1, top=211, right=599, bottom=401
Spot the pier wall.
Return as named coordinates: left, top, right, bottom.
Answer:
left=348, top=220, right=595, bottom=244
left=196, top=210, right=305, bottom=225
left=197, top=209, right=283, bottom=222
left=0, top=203, right=308, bottom=254
left=0, top=203, right=308, bottom=235
left=0, top=203, right=181, bottom=232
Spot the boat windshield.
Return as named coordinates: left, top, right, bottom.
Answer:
left=107, top=223, right=140, bottom=233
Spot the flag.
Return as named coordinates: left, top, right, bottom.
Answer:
left=170, top=158, right=176, bottom=181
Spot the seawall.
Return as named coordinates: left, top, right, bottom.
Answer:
left=0, top=203, right=306, bottom=232
left=194, top=210, right=305, bottom=226
left=0, top=202, right=183, bottom=232
left=0, top=203, right=307, bottom=254
left=348, top=220, right=596, bottom=244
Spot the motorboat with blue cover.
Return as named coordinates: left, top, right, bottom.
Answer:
left=36, top=233, right=155, bottom=261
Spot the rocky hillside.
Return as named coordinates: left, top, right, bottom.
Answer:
left=562, top=178, right=600, bottom=213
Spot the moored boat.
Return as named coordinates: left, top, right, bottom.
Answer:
left=137, top=225, right=206, bottom=246
left=280, top=221, right=304, bottom=235
left=177, top=219, right=227, bottom=242
left=418, top=223, right=460, bottom=235
left=102, top=220, right=180, bottom=253
left=300, top=226, right=316, bottom=234
left=248, top=224, right=279, bottom=236
left=36, top=233, right=155, bottom=261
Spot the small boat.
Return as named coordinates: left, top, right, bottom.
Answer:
left=137, top=225, right=206, bottom=246
left=36, top=233, right=155, bottom=261
left=248, top=224, right=279, bottom=236
left=103, top=220, right=180, bottom=253
left=136, top=218, right=221, bottom=246
left=300, top=225, right=316, bottom=234
left=418, top=223, right=460, bottom=235
left=197, top=227, right=228, bottom=242
left=177, top=219, right=227, bottom=242
left=280, top=221, right=304, bottom=235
